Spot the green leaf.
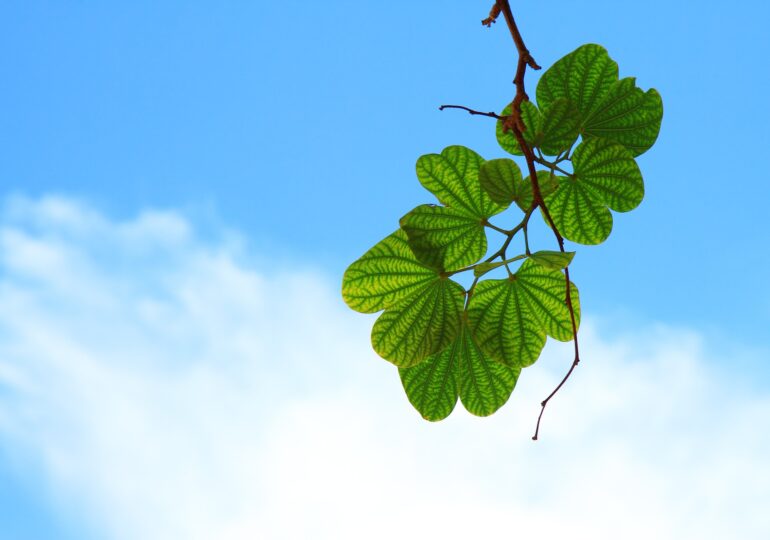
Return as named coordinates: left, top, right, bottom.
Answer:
left=543, top=137, right=643, bottom=245
left=539, top=99, right=581, bottom=156
left=371, top=278, right=465, bottom=367
left=572, top=137, right=644, bottom=212
left=466, top=278, right=547, bottom=367
left=583, top=78, right=663, bottom=156
left=473, top=261, right=505, bottom=278
left=496, top=100, right=579, bottom=157
left=342, top=229, right=437, bottom=314
left=544, top=176, right=613, bottom=245
left=515, top=259, right=580, bottom=342
left=467, top=260, right=581, bottom=366
left=457, top=326, right=520, bottom=416
left=479, top=158, right=525, bottom=206
left=516, top=170, right=562, bottom=211
left=495, top=102, right=540, bottom=156
left=536, top=44, right=662, bottom=156
left=529, top=250, right=575, bottom=270
left=415, top=146, right=504, bottom=218
left=398, top=335, right=459, bottom=421
left=399, top=205, right=486, bottom=271
left=399, top=323, right=520, bottom=420
left=407, top=146, right=506, bottom=271
left=536, top=44, right=618, bottom=124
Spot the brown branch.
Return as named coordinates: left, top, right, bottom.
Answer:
left=438, top=105, right=502, bottom=120
left=485, top=0, right=581, bottom=441
left=481, top=4, right=501, bottom=27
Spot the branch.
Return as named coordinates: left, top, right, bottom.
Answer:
left=438, top=104, right=502, bottom=120
left=481, top=4, right=501, bottom=27
left=486, top=0, right=581, bottom=441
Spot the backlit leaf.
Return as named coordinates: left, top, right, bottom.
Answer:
left=400, top=205, right=486, bottom=271
left=543, top=137, right=642, bottom=244
left=479, top=158, right=525, bottom=207
left=415, top=146, right=504, bottom=218
left=399, top=337, right=459, bottom=421
left=544, top=177, right=613, bottom=244
left=399, top=322, right=520, bottom=420
left=467, top=278, right=547, bottom=367
left=457, top=327, right=520, bottom=416
left=467, top=260, right=581, bottom=366
left=572, top=137, right=644, bottom=212
left=515, top=259, right=581, bottom=342
left=539, top=99, right=581, bottom=156
left=342, top=229, right=437, bottom=314
left=371, top=278, right=465, bottom=367
left=473, top=260, right=506, bottom=278
left=516, top=170, right=563, bottom=211
left=537, top=44, right=618, bottom=121
left=537, top=44, right=662, bottom=156
left=529, top=250, right=575, bottom=270
left=583, top=78, right=663, bottom=156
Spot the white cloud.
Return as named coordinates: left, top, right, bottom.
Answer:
left=0, top=195, right=768, bottom=539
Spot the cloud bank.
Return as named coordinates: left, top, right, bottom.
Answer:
left=0, top=195, right=768, bottom=539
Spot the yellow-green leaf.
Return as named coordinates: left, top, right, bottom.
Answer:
left=399, top=322, right=520, bottom=420
left=479, top=158, right=525, bottom=207
left=342, top=229, right=438, bottom=314
left=371, top=278, right=465, bottom=367
left=415, top=146, right=504, bottom=218
left=400, top=205, right=487, bottom=271
left=467, top=278, right=546, bottom=367
left=529, top=250, right=575, bottom=270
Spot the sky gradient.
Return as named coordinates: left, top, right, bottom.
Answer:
left=1, top=1, right=769, bottom=538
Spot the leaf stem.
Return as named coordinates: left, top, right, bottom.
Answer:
left=534, top=155, right=572, bottom=177
left=483, top=220, right=509, bottom=235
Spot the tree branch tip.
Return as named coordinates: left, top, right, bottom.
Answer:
left=482, top=3, right=502, bottom=27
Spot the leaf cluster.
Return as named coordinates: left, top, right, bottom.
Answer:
left=342, top=44, right=662, bottom=421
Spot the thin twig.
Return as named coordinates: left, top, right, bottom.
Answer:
left=439, top=105, right=502, bottom=119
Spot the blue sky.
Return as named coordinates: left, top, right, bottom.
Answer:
left=1, top=1, right=769, bottom=538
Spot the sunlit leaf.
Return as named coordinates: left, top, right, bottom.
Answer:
left=400, top=205, right=486, bottom=271
left=516, top=170, right=563, bottom=211
left=467, top=278, right=546, bottom=367
left=572, top=137, right=644, bottom=212
left=544, top=137, right=642, bottom=244
left=479, top=158, right=525, bottom=207
left=399, top=336, right=459, bottom=421
left=473, top=260, right=506, bottom=278
left=415, top=146, right=504, bottom=218
left=539, top=99, right=580, bottom=156
left=342, top=229, right=438, bottom=314
left=399, top=323, right=520, bottom=420
left=515, top=259, right=580, bottom=342
left=537, top=44, right=618, bottom=121
left=529, top=250, right=575, bottom=270
left=457, top=326, right=520, bottom=416
left=537, top=44, right=662, bottom=156
left=583, top=78, right=663, bottom=156
left=371, top=278, right=465, bottom=367
left=544, top=176, right=613, bottom=244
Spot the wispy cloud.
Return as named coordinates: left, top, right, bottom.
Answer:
left=0, top=195, right=767, bottom=539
